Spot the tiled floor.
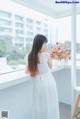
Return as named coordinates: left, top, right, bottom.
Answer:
left=59, top=102, right=71, bottom=119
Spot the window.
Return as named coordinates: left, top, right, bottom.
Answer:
left=15, top=30, right=24, bottom=34
left=26, top=37, right=33, bottom=41
left=0, top=0, right=57, bottom=74
left=35, top=21, right=41, bottom=25
left=27, top=31, right=33, bottom=36
left=57, top=17, right=71, bottom=43
left=36, top=27, right=41, bottom=31
left=27, top=25, right=33, bottom=29
left=15, top=43, right=24, bottom=47
left=15, top=37, right=24, bottom=41
left=43, top=23, right=48, bottom=28
left=0, top=27, right=12, bottom=32
left=0, top=27, right=4, bottom=32
left=15, top=15, right=23, bottom=21
left=44, top=29, right=48, bottom=33
left=0, top=19, right=11, bottom=25
left=0, top=11, right=11, bottom=18
left=76, top=14, right=80, bottom=61
left=15, top=23, right=23, bottom=28
left=27, top=18, right=33, bottom=23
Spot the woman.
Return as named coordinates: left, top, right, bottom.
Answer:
left=25, top=34, right=60, bottom=119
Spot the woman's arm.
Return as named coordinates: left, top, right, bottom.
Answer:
left=43, top=48, right=53, bottom=69
left=25, top=64, right=28, bottom=74
left=48, top=56, right=53, bottom=68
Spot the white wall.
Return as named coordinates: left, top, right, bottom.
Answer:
left=0, top=68, right=80, bottom=119
left=0, top=79, right=33, bottom=119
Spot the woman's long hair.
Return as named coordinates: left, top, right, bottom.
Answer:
left=27, top=34, right=47, bottom=77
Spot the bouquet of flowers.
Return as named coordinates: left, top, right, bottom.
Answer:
left=50, top=42, right=70, bottom=61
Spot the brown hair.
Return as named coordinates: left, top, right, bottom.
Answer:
left=27, top=34, right=47, bottom=77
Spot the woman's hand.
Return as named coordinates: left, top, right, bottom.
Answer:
left=50, top=52, right=55, bottom=59
left=43, top=47, right=50, bottom=53
left=48, top=54, right=53, bottom=68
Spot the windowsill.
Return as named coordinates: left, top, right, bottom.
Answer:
left=0, top=66, right=64, bottom=90
left=1, top=63, right=80, bottom=90
left=1, top=60, right=80, bottom=90
left=64, top=60, right=80, bottom=69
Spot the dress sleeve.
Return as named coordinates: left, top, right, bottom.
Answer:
left=44, top=52, right=50, bottom=62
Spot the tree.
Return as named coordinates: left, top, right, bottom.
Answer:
left=0, top=36, right=12, bottom=57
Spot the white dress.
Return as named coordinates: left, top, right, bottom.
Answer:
left=26, top=52, right=60, bottom=119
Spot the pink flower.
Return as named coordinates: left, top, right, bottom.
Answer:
left=50, top=42, right=70, bottom=60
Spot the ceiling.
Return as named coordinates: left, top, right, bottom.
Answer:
left=12, top=0, right=80, bottom=18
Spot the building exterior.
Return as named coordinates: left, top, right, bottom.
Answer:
left=0, top=9, right=50, bottom=48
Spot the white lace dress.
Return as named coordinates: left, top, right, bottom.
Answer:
left=26, top=52, right=60, bottom=119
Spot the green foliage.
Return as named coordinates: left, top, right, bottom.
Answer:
left=25, top=43, right=32, bottom=54
left=17, top=59, right=25, bottom=64
left=0, top=45, right=6, bottom=57
left=0, top=37, right=33, bottom=65
left=0, top=39, right=7, bottom=56
left=1, top=38, right=80, bottom=65
left=8, top=60, right=18, bottom=65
